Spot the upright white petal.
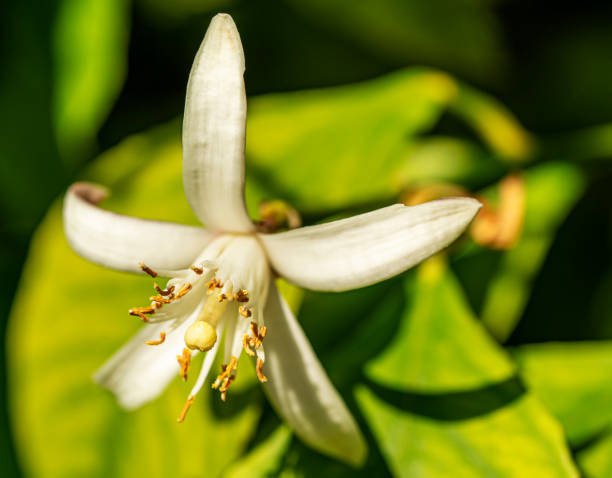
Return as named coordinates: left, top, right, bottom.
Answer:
left=94, top=317, right=196, bottom=410
left=182, top=13, right=253, bottom=233
left=263, top=281, right=367, bottom=466
left=63, top=182, right=212, bottom=274
left=260, top=198, right=481, bottom=291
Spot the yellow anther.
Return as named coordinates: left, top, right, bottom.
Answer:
left=129, top=306, right=155, bottom=322
left=177, top=348, right=191, bottom=381
left=177, top=395, right=195, bottom=423
left=154, top=283, right=175, bottom=296
left=218, top=293, right=227, bottom=302
left=212, top=356, right=238, bottom=400
left=256, top=358, right=267, bottom=383
left=234, top=290, right=249, bottom=302
left=239, top=306, right=251, bottom=318
left=175, top=283, right=192, bottom=299
left=149, top=295, right=173, bottom=304
left=190, top=265, right=204, bottom=275
left=243, top=321, right=267, bottom=355
left=242, top=334, right=255, bottom=357
left=146, top=332, right=166, bottom=346
left=206, top=278, right=223, bottom=295
left=139, top=262, right=158, bottom=278
left=184, top=321, right=217, bottom=352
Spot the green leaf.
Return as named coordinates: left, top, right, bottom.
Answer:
left=7, top=124, right=262, bottom=478
left=449, top=84, right=535, bottom=163
left=357, top=387, right=578, bottom=478
left=365, top=256, right=515, bottom=391
left=456, top=161, right=585, bottom=341
left=576, top=432, right=612, bottom=478
left=513, top=342, right=612, bottom=446
left=222, top=425, right=292, bottom=478
left=53, top=0, right=130, bottom=164
left=247, top=68, right=512, bottom=214
left=357, top=259, right=579, bottom=477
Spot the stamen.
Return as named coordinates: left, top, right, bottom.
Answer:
left=177, top=395, right=195, bottom=423
left=218, top=293, right=228, bottom=302
left=146, top=332, right=166, bottom=346
left=154, top=283, right=175, bottom=296
left=190, top=265, right=204, bottom=275
left=175, top=283, right=192, bottom=299
left=177, top=348, right=191, bottom=381
left=242, top=334, right=255, bottom=357
left=256, top=357, right=267, bottom=383
left=239, top=306, right=251, bottom=318
left=139, top=262, right=158, bottom=278
left=242, top=321, right=267, bottom=355
left=149, top=295, right=173, bottom=304
left=129, top=306, right=155, bottom=322
left=234, top=290, right=249, bottom=302
left=212, top=356, right=238, bottom=400
left=206, top=278, right=223, bottom=295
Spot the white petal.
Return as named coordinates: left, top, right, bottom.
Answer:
left=182, top=13, right=253, bottom=233
left=94, top=317, right=195, bottom=410
left=63, top=182, right=211, bottom=274
left=262, top=281, right=367, bottom=466
left=259, top=198, right=481, bottom=292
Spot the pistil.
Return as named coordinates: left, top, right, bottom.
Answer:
left=184, top=288, right=229, bottom=352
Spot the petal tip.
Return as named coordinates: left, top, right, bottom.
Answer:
left=66, top=182, right=109, bottom=206
left=204, top=13, right=244, bottom=68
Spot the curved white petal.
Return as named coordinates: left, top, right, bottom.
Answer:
left=94, top=317, right=195, bottom=410
left=260, top=198, right=481, bottom=292
left=63, top=182, right=211, bottom=274
left=262, top=281, right=367, bottom=466
left=182, top=13, right=253, bottom=233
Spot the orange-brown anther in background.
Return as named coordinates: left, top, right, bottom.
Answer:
left=402, top=183, right=469, bottom=207
left=471, top=174, right=526, bottom=249
left=146, top=332, right=166, bottom=346
left=190, top=265, right=204, bottom=274
left=256, top=199, right=302, bottom=233
left=239, top=306, right=251, bottom=318
left=177, top=348, right=191, bottom=381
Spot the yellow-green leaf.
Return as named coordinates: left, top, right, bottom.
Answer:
left=357, top=259, right=578, bottom=477
left=53, top=0, right=130, bottom=163
left=365, top=256, right=515, bottom=391
left=247, top=68, right=512, bottom=214
left=513, top=342, right=612, bottom=446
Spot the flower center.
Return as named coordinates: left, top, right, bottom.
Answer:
left=128, top=234, right=271, bottom=422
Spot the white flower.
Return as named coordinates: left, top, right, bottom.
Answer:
left=62, top=13, right=480, bottom=466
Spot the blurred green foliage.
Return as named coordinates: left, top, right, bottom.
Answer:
left=4, top=0, right=612, bottom=477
